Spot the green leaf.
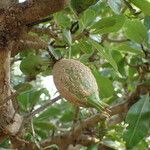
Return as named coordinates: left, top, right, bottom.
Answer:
left=20, top=55, right=48, bottom=76
left=123, top=94, right=150, bottom=149
left=54, top=12, right=71, bottom=29
left=92, top=69, right=114, bottom=98
left=89, top=39, right=119, bottom=73
left=124, top=19, right=148, bottom=44
left=87, top=144, right=98, bottom=150
left=130, top=0, right=150, bottom=15
left=60, top=110, right=74, bottom=122
left=90, top=15, right=125, bottom=34
left=80, top=53, right=93, bottom=63
left=34, top=121, right=56, bottom=130
left=14, top=83, right=33, bottom=92
left=37, top=107, right=61, bottom=120
left=79, top=40, right=94, bottom=54
left=115, top=43, right=143, bottom=55
left=63, top=29, right=72, bottom=46
left=29, top=88, right=50, bottom=106
left=144, top=16, right=150, bottom=30
left=35, top=129, right=47, bottom=139
left=17, top=88, right=48, bottom=111
left=111, top=50, right=126, bottom=76
left=108, top=0, right=122, bottom=14
left=80, top=9, right=96, bottom=28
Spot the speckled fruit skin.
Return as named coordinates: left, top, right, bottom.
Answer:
left=52, top=58, right=99, bottom=107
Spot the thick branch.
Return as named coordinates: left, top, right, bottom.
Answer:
left=11, top=34, right=48, bottom=56
left=21, top=0, right=68, bottom=25
left=0, top=50, right=22, bottom=143
left=0, top=0, right=68, bottom=49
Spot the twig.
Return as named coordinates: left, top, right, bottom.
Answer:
left=31, top=119, right=41, bottom=149
left=27, top=16, right=53, bottom=27
left=31, top=27, right=62, bottom=42
left=25, top=96, right=61, bottom=121
left=0, top=84, right=30, bottom=107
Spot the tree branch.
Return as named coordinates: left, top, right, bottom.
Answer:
left=24, top=95, right=61, bottom=121
left=0, top=0, right=68, bottom=49
left=11, top=34, right=48, bottom=56
left=8, top=83, right=149, bottom=150
left=20, top=0, right=68, bottom=25
left=41, top=83, right=149, bottom=149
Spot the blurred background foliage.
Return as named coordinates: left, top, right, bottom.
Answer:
left=1, top=0, right=150, bottom=149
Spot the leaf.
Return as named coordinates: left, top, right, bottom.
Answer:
left=108, top=0, right=122, bottom=14
left=78, top=40, right=94, bottom=54
left=29, top=88, right=50, bottom=106
left=130, top=0, right=150, bottom=15
left=54, top=12, right=71, bottom=28
left=17, top=88, right=49, bottom=111
left=124, top=19, right=148, bottom=44
left=111, top=50, right=126, bottom=76
left=80, top=9, right=96, bottom=28
left=80, top=53, right=93, bottom=63
left=92, top=69, right=114, bottom=98
left=20, top=55, right=48, bottom=76
left=14, top=83, right=33, bottom=92
left=123, top=94, right=150, bottom=149
left=89, top=39, right=119, bottom=73
left=63, top=29, right=72, bottom=46
left=144, top=16, right=150, bottom=30
left=34, top=121, right=56, bottom=130
left=115, top=43, right=143, bottom=55
left=60, top=110, right=74, bottom=122
left=35, top=129, right=47, bottom=139
left=87, top=144, right=98, bottom=150
left=90, top=15, right=125, bottom=34
left=37, top=107, right=61, bottom=120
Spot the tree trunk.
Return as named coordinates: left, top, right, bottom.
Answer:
left=0, top=49, right=22, bottom=137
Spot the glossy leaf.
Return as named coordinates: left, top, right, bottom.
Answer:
left=54, top=12, right=71, bottom=28
left=124, top=94, right=150, bottom=149
left=93, top=69, right=114, bottom=98
left=116, top=43, right=143, bottom=55
left=63, top=29, right=72, bottom=45
left=80, top=9, right=96, bottom=28
left=90, top=15, right=125, bottom=34
left=89, top=39, right=118, bottom=73
left=124, top=19, right=148, bottom=44
left=20, top=55, right=49, bottom=76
